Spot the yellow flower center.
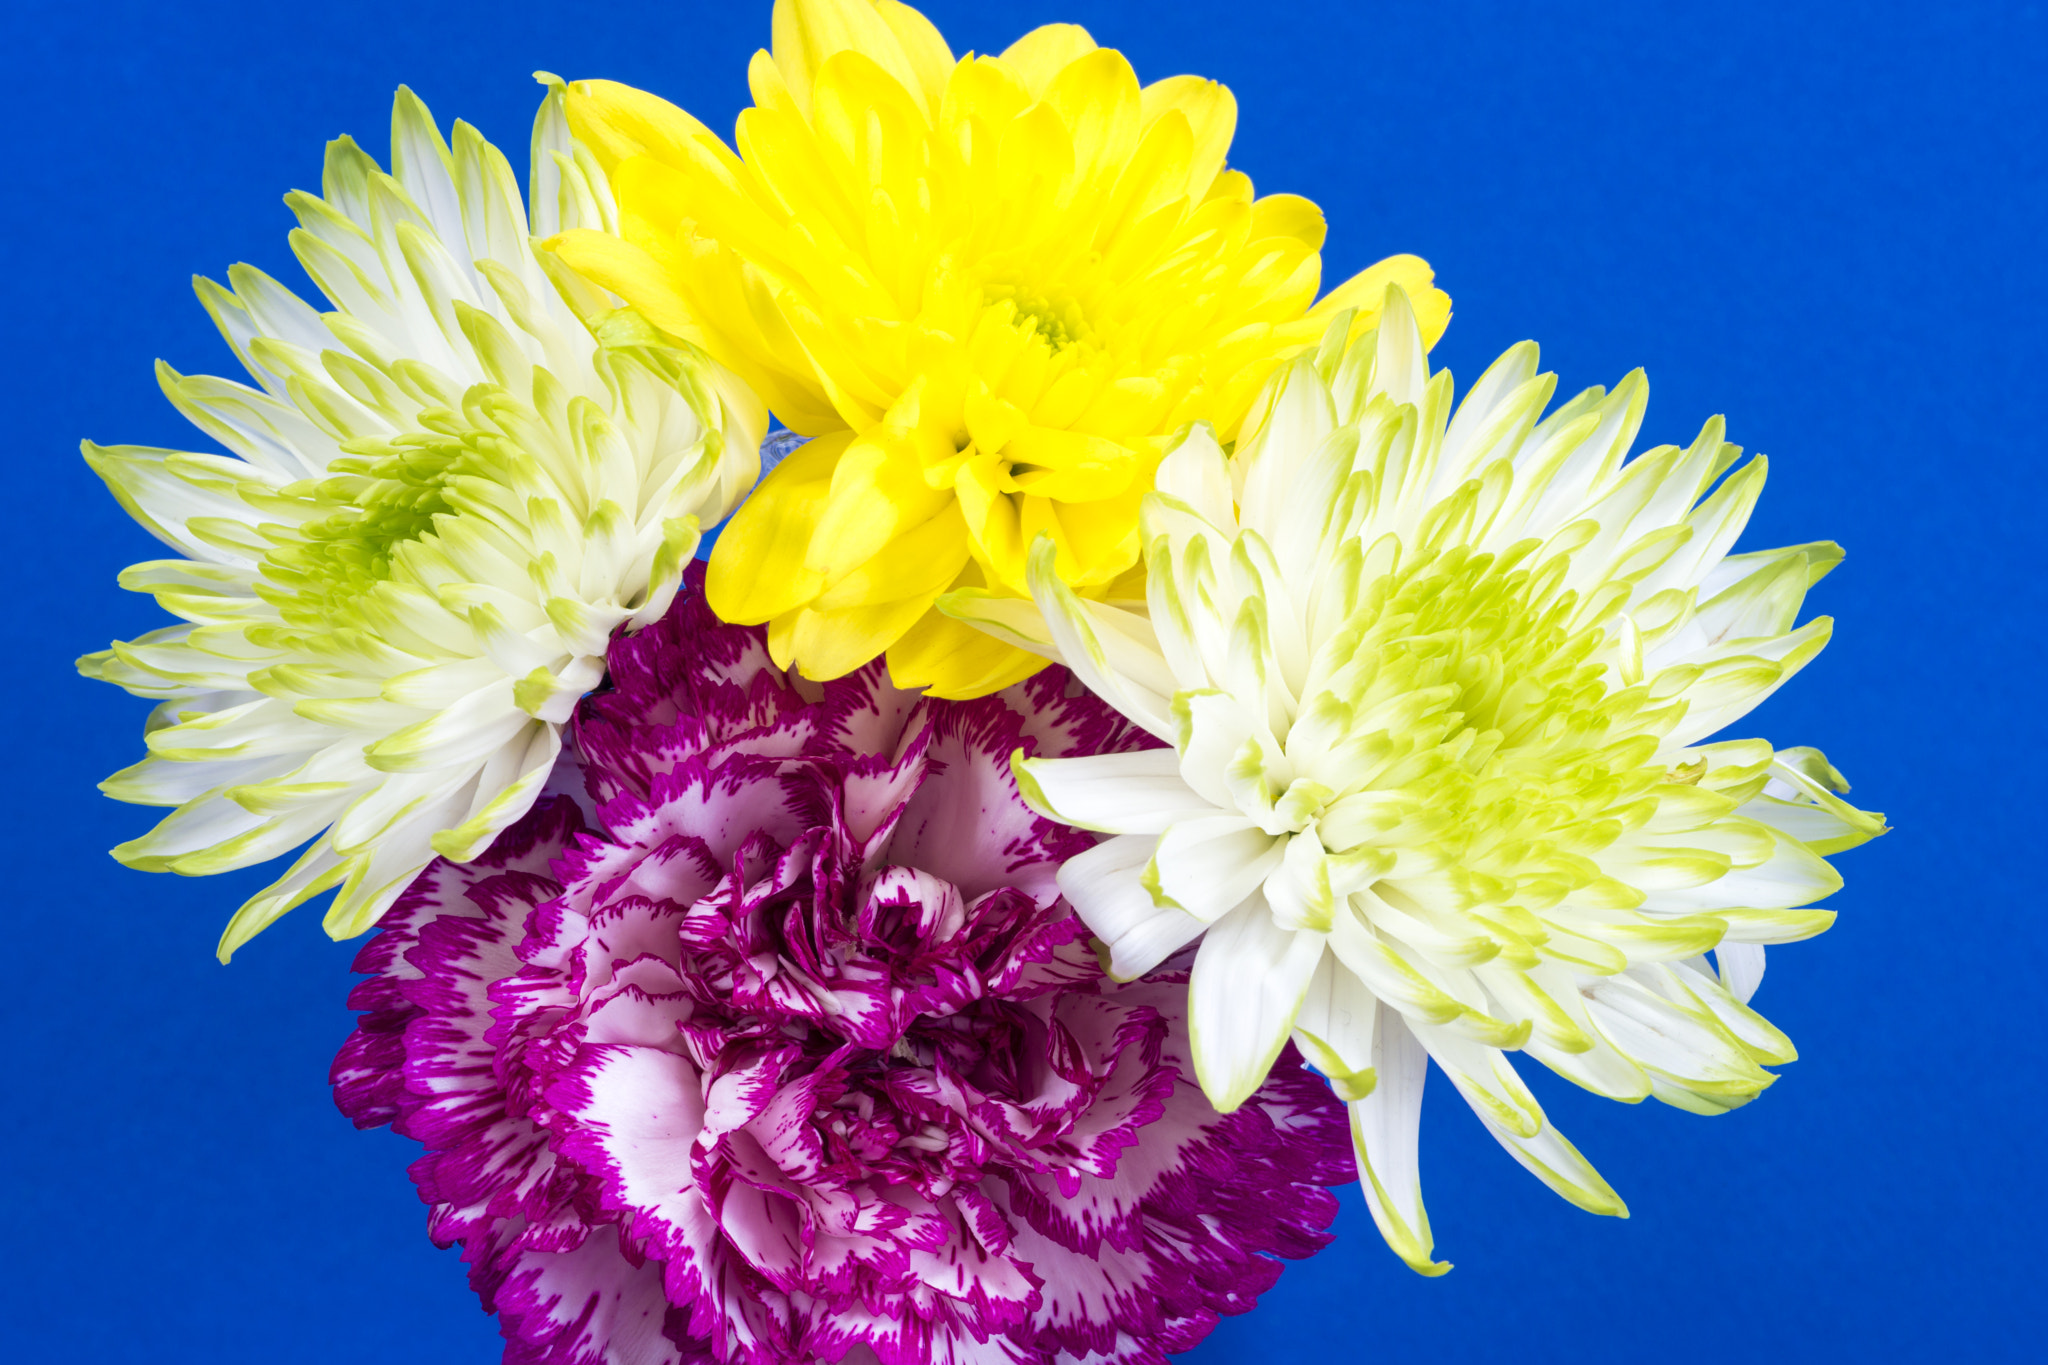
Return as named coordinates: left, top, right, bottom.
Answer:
left=985, top=286, right=1086, bottom=355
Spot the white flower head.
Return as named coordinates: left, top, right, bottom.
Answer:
left=946, top=285, right=1884, bottom=1273
left=80, top=80, right=767, bottom=959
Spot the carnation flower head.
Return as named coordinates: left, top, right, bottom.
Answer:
left=957, top=285, right=1886, bottom=1274
left=79, top=83, right=766, bottom=957
left=334, top=571, right=1351, bottom=1365
left=548, top=0, right=1449, bottom=699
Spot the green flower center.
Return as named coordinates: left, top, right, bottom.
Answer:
left=259, top=431, right=500, bottom=632
left=1310, top=539, right=1683, bottom=907
left=983, top=283, right=1090, bottom=354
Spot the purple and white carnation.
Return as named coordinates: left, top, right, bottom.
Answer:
left=334, top=573, right=1351, bottom=1365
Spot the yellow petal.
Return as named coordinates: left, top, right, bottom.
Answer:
left=940, top=50, right=1034, bottom=137
left=954, top=454, right=1024, bottom=588
left=717, top=259, right=856, bottom=436
left=1314, top=254, right=1454, bottom=349
left=874, top=0, right=956, bottom=113
left=1036, top=484, right=1147, bottom=587
left=812, top=502, right=972, bottom=611
left=888, top=606, right=1048, bottom=698
left=772, top=0, right=927, bottom=119
left=1094, top=109, right=1197, bottom=251
left=563, top=78, right=736, bottom=177
left=999, top=23, right=1099, bottom=96
left=1205, top=166, right=1255, bottom=206
left=1251, top=192, right=1328, bottom=251
left=1139, top=74, right=1237, bottom=200
left=544, top=228, right=703, bottom=345
left=1040, top=48, right=1142, bottom=196
left=964, top=383, right=1029, bottom=456
left=784, top=595, right=937, bottom=680
left=809, top=428, right=955, bottom=580
left=1002, top=426, right=1137, bottom=501
left=705, top=430, right=852, bottom=623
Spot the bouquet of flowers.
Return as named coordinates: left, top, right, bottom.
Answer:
left=76, top=3, right=1883, bottom=1361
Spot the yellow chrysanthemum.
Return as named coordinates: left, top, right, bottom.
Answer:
left=550, top=0, right=1449, bottom=697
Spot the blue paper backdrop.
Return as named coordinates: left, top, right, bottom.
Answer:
left=6, top=0, right=2040, bottom=1359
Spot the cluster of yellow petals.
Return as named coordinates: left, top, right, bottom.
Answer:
left=552, top=0, right=1450, bottom=696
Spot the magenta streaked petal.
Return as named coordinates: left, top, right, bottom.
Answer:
left=549, top=1043, right=710, bottom=1249
left=490, top=1224, right=707, bottom=1365
left=702, top=1046, right=803, bottom=1140
left=887, top=698, right=1082, bottom=901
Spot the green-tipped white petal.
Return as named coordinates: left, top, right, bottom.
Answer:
left=83, top=85, right=766, bottom=957
left=1188, top=894, right=1325, bottom=1112
left=1145, top=816, right=1282, bottom=921
left=1012, top=747, right=1218, bottom=835
left=1293, top=952, right=1381, bottom=1100
left=1052, top=833, right=1208, bottom=980
left=1349, top=1009, right=1449, bottom=1276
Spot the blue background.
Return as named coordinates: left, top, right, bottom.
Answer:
left=7, top=1, right=2041, bottom=1359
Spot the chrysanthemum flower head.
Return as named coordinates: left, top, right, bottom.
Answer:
left=334, top=574, right=1351, bottom=1365
left=962, top=285, right=1885, bottom=1273
left=78, top=83, right=767, bottom=957
left=548, top=0, right=1449, bottom=698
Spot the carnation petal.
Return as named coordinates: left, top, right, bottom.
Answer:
left=490, top=1227, right=698, bottom=1365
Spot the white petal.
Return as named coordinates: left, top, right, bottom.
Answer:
left=1237, top=357, right=1338, bottom=542
left=1187, top=894, right=1325, bottom=1111
left=1636, top=828, right=1841, bottom=912
left=1715, top=941, right=1766, bottom=1004
left=1673, top=957, right=1793, bottom=1062
left=1170, top=689, right=1258, bottom=810
left=1150, top=423, right=1238, bottom=532
left=1370, top=283, right=1428, bottom=409
left=1026, top=537, right=1175, bottom=739
left=1053, top=835, right=1207, bottom=980
left=1417, top=1021, right=1628, bottom=1215
left=1292, top=954, right=1380, bottom=1099
left=1012, top=749, right=1219, bottom=834
left=934, top=587, right=1060, bottom=655
left=1146, top=815, right=1281, bottom=922
left=1348, top=1008, right=1449, bottom=1275
left=1661, top=617, right=1833, bottom=747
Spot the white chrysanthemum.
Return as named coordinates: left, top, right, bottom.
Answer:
left=79, top=81, right=766, bottom=959
left=944, top=286, right=1883, bottom=1273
